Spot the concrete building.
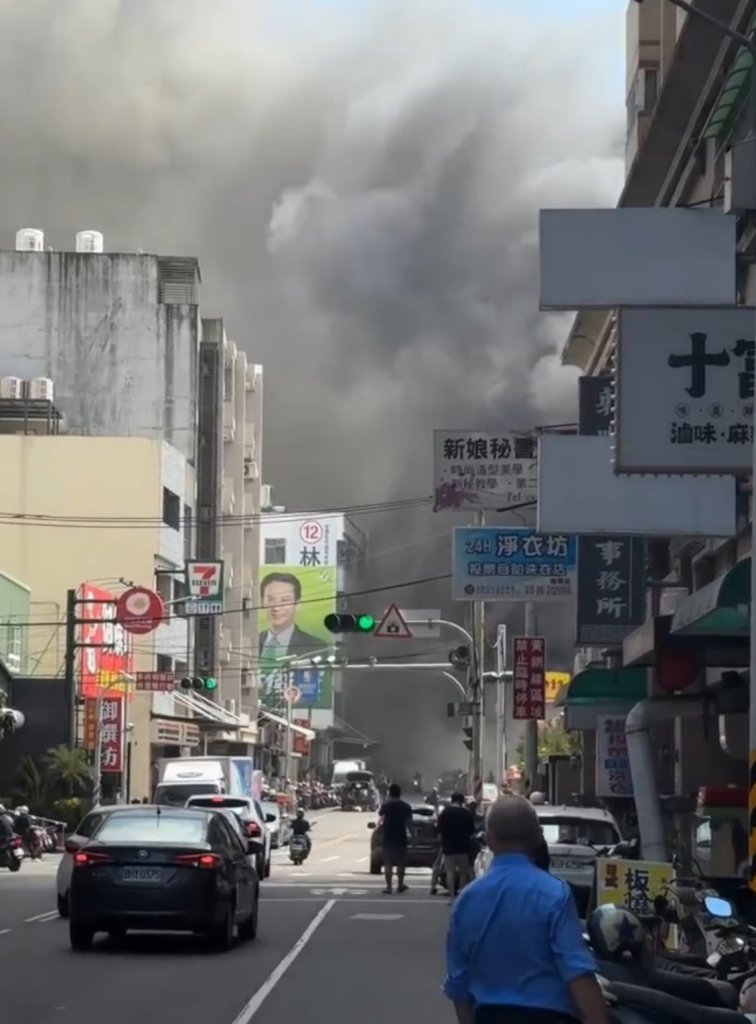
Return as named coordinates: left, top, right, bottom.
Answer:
left=258, top=501, right=369, bottom=777
left=557, top=1, right=755, bottom=830
left=0, top=433, right=249, bottom=798
left=0, top=570, right=30, bottom=675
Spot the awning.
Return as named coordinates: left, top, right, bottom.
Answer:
left=556, top=666, right=647, bottom=731
left=326, top=715, right=378, bottom=747
left=701, top=12, right=756, bottom=143
left=173, top=690, right=242, bottom=729
left=623, top=614, right=747, bottom=669
left=671, top=558, right=750, bottom=638
left=258, top=709, right=315, bottom=741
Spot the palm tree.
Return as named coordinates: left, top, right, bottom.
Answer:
left=44, top=745, right=91, bottom=799
left=13, top=756, right=49, bottom=808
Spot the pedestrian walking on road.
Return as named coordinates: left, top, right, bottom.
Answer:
left=437, top=792, right=475, bottom=900
left=378, top=782, right=412, bottom=895
left=443, top=795, right=609, bottom=1024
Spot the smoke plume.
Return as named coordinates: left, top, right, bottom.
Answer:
left=0, top=0, right=624, bottom=776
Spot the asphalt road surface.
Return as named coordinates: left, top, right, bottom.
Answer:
left=0, top=808, right=451, bottom=1024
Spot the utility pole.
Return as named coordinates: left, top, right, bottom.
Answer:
left=522, top=602, right=538, bottom=793
left=472, top=511, right=485, bottom=802
left=64, top=588, right=77, bottom=747
left=495, top=625, right=507, bottom=788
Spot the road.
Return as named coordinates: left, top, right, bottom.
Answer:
left=0, top=809, right=451, bottom=1024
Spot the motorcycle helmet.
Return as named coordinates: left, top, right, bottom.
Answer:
left=16, top=806, right=28, bottom=815
left=296, top=808, right=304, bottom=819
left=587, top=904, right=644, bottom=962
left=529, top=792, right=546, bottom=805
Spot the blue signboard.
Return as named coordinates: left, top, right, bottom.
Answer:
left=293, top=668, right=323, bottom=705
left=452, top=527, right=577, bottom=602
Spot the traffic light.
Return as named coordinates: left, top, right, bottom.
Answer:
left=179, top=676, right=218, bottom=693
left=324, top=613, right=376, bottom=634
left=449, top=645, right=471, bottom=669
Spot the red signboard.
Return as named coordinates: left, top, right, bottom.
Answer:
left=115, top=587, right=165, bottom=635
left=100, top=696, right=124, bottom=773
left=292, top=718, right=311, bottom=757
left=135, top=671, right=175, bottom=693
left=76, top=584, right=134, bottom=698
left=82, top=699, right=97, bottom=752
left=512, top=637, right=546, bottom=721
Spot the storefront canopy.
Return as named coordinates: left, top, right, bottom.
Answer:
left=556, top=667, right=647, bottom=731
left=671, top=557, right=750, bottom=638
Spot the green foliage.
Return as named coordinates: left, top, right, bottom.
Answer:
left=514, top=720, right=581, bottom=766
left=44, top=745, right=91, bottom=799
left=12, top=745, right=92, bottom=818
left=12, top=755, right=50, bottom=807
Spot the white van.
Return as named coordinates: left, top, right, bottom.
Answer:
left=153, top=761, right=227, bottom=807
left=331, top=760, right=365, bottom=791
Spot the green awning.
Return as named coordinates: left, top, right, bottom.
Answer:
left=702, top=15, right=756, bottom=143
left=556, top=667, right=647, bottom=707
left=670, top=558, right=750, bottom=638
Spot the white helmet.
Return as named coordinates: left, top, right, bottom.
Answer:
left=588, top=904, right=644, bottom=961
left=529, top=791, right=546, bottom=805
left=16, top=806, right=28, bottom=815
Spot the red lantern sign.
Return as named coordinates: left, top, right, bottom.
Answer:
left=656, top=645, right=698, bottom=693
left=115, top=587, right=165, bottom=635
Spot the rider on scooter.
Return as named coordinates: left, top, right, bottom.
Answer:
left=291, top=808, right=312, bottom=854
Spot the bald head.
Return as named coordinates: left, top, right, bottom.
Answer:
left=486, top=795, right=542, bottom=854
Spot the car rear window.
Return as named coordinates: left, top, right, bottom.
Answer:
left=155, top=783, right=220, bottom=807
left=540, top=818, right=619, bottom=847
left=94, top=813, right=208, bottom=844
left=187, top=797, right=249, bottom=810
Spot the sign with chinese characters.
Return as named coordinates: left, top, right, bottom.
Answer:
left=433, top=431, right=538, bottom=512
left=292, top=669, right=323, bottom=705
left=292, top=718, right=311, bottom=756
left=578, top=376, right=613, bottom=436
left=99, top=696, right=124, bottom=773
left=452, top=528, right=577, bottom=602
left=576, top=536, right=646, bottom=645
left=82, top=699, right=97, bottom=752
left=615, top=306, right=755, bottom=473
left=595, top=714, right=633, bottom=797
left=135, top=671, right=176, bottom=693
left=512, top=637, right=546, bottom=720
left=545, top=672, right=570, bottom=703
left=76, top=583, right=134, bottom=699
left=186, top=561, right=224, bottom=598
left=595, top=858, right=675, bottom=918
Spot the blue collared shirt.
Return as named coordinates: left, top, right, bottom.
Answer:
left=443, top=852, right=596, bottom=1016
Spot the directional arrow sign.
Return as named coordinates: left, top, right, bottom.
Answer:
left=374, top=603, right=412, bottom=639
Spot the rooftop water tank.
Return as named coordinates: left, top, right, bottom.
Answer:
left=15, top=229, right=44, bottom=252
left=75, top=230, right=104, bottom=253
left=28, top=377, right=54, bottom=402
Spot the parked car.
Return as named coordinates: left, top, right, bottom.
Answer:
left=474, top=804, right=622, bottom=914
left=260, top=800, right=290, bottom=848
left=368, top=803, right=438, bottom=874
left=67, top=805, right=260, bottom=951
left=185, top=795, right=271, bottom=879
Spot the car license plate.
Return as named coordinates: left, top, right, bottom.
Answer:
left=121, top=867, right=161, bottom=883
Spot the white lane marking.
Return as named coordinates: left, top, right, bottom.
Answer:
left=351, top=913, right=404, bottom=920
left=24, top=910, right=58, bottom=923
left=0, top=928, right=11, bottom=935
left=318, top=856, right=339, bottom=863
left=356, top=857, right=368, bottom=863
left=260, top=898, right=441, bottom=904
left=230, top=899, right=335, bottom=1024
left=311, top=887, right=368, bottom=896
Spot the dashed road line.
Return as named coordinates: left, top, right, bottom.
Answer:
left=24, top=910, right=58, bottom=923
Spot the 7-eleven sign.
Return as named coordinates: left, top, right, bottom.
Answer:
left=186, top=561, right=224, bottom=599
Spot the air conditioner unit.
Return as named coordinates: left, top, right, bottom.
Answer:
left=0, top=377, right=23, bottom=400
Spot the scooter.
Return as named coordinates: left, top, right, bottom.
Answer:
left=289, top=834, right=309, bottom=865
left=0, top=836, right=23, bottom=871
left=599, top=975, right=752, bottom=1023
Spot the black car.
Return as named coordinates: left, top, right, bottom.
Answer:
left=368, top=803, right=438, bottom=874
left=68, top=805, right=260, bottom=951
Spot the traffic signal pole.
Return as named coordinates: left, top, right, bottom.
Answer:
left=523, top=601, right=538, bottom=793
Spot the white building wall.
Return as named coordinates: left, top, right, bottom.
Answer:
left=0, top=249, right=199, bottom=461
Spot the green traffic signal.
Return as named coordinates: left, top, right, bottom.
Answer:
left=324, top=613, right=376, bottom=634
left=204, top=677, right=218, bottom=692
left=179, top=676, right=218, bottom=692
left=357, top=614, right=375, bottom=632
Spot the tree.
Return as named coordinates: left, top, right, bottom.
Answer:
left=44, top=745, right=91, bottom=799
left=514, top=720, right=581, bottom=766
left=13, top=755, right=50, bottom=808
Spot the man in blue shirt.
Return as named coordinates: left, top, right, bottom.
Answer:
left=443, top=795, right=609, bottom=1024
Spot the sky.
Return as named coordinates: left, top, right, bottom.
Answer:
left=0, top=0, right=628, bottom=773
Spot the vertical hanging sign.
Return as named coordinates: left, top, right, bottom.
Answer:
left=512, top=637, right=546, bottom=721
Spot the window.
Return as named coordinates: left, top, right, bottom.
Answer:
left=264, top=538, right=286, bottom=564
left=156, top=573, right=172, bottom=605
left=183, top=505, right=193, bottom=559
left=162, top=487, right=181, bottom=531
left=539, top=817, right=619, bottom=848
left=75, top=812, right=105, bottom=838
left=5, top=624, right=22, bottom=670
left=96, top=813, right=208, bottom=844
left=156, top=653, right=173, bottom=673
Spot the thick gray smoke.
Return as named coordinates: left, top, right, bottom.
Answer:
left=0, top=0, right=624, bottom=776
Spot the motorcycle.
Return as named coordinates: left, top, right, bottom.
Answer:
left=289, top=834, right=310, bottom=866
left=24, top=827, right=45, bottom=860
left=598, top=975, right=752, bottom=1023
left=0, top=835, right=24, bottom=871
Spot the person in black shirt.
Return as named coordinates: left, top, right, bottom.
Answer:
left=291, top=808, right=312, bottom=853
left=437, top=792, right=476, bottom=898
left=378, top=783, right=413, bottom=894
left=532, top=828, right=551, bottom=871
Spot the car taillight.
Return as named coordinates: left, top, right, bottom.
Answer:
left=11, top=837, right=22, bottom=848
left=174, top=853, right=222, bottom=869
left=73, top=850, right=111, bottom=867
left=246, top=822, right=261, bottom=836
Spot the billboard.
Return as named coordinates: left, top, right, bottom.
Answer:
left=615, top=306, right=754, bottom=474
left=452, top=527, right=576, bottom=602
left=537, top=435, right=737, bottom=537
left=433, top=430, right=538, bottom=512
left=76, top=584, right=134, bottom=699
left=258, top=566, right=336, bottom=711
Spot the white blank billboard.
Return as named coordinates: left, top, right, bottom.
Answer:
left=539, top=208, right=737, bottom=310
left=537, top=435, right=736, bottom=537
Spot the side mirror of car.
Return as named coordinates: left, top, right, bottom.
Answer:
left=248, top=839, right=264, bottom=855
left=367, top=822, right=376, bottom=830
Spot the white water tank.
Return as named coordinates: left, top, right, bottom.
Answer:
left=0, top=377, right=23, bottom=399
left=75, top=230, right=104, bottom=253
left=15, top=229, right=44, bottom=252
left=28, top=377, right=54, bottom=401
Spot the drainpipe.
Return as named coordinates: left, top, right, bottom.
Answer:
left=625, top=695, right=703, bottom=862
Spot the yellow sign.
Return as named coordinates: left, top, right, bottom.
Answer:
left=595, top=857, right=674, bottom=916
left=545, top=672, right=570, bottom=703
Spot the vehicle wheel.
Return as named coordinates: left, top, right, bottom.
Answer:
left=264, top=858, right=271, bottom=879
left=57, top=892, right=69, bottom=918
left=370, top=857, right=381, bottom=875
left=256, top=856, right=265, bottom=878
left=209, top=902, right=235, bottom=952
left=8, top=857, right=20, bottom=872
left=238, top=894, right=258, bottom=942
left=69, top=921, right=94, bottom=951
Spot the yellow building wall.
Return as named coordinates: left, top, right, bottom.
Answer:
left=0, top=436, right=165, bottom=798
